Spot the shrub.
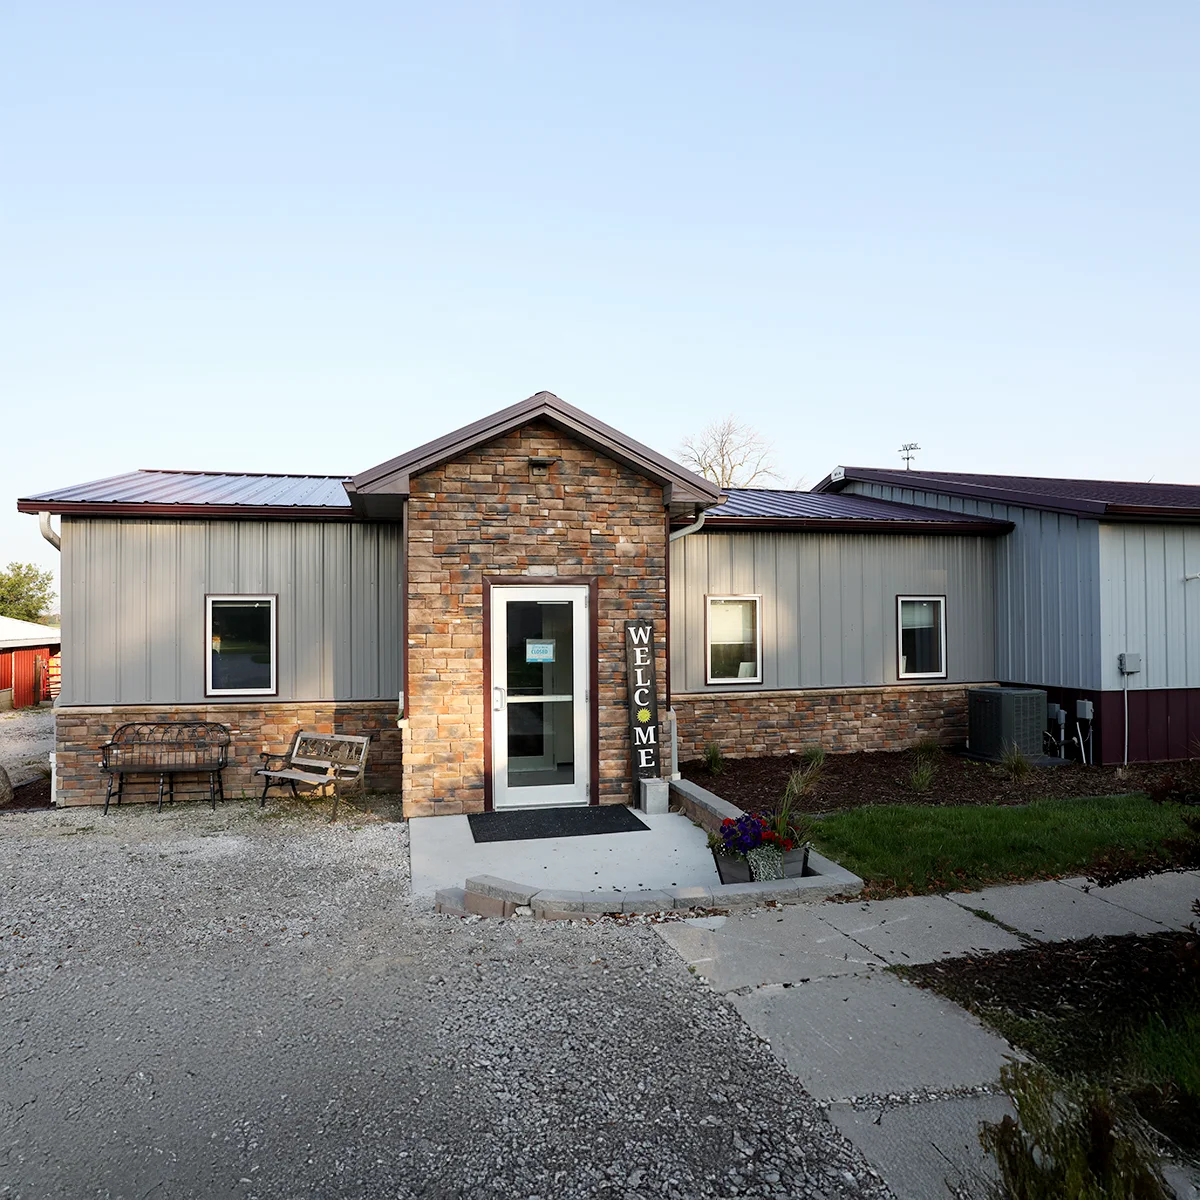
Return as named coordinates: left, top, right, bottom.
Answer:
left=766, top=791, right=813, bottom=848
left=783, top=763, right=820, bottom=803
left=1001, top=742, right=1032, bottom=782
left=912, top=733, right=943, bottom=761
left=980, top=1061, right=1169, bottom=1200
left=800, top=744, right=826, bottom=769
left=703, top=742, right=725, bottom=776
left=908, top=759, right=936, bottom=793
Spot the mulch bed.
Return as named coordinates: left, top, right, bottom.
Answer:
left=681, top=748, right=1200, bottom=814
left=0, top=776, right=53, bottom=812
left=901, top=930, right=1200, bottom=1029
left=899, top=929, right=1200, bottom=1152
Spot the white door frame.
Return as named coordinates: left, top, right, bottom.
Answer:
left=489, top=584, right=590, bottom=810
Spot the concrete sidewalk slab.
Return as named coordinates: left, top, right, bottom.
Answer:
left=828, top=1094, right=1013, bottom=1199
left=1163, top=1159, right=1200, bottom=1199
left=818, top=895, right=1025, bottom=964
left=408, top=811, right=721, bottom=897
left=655, top=908, right=883, bottom=993
left=1059, top=871, right=1200, bottom=930
left=732, top=972, right=1017, bottom=1102
left=946, top=878, right=1167, bottom=941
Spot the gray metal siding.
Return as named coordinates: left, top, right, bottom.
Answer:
left=845, top=481, right=1102, bottom=690
left=1099, top=522, right=1200, bottom=691
left=669, top=531, right=995, bottom=693
left=59, top=518, right=403, bottom=704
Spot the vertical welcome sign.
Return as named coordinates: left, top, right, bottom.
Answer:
left=624, top=619, right=660, bottom=787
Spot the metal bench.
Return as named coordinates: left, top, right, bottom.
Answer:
left=255, top=731, right=370, bottom=821
left=101, top=722, right=231, bottom=814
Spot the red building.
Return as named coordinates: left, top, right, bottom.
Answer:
left=0, top=615, right=61, bottom=710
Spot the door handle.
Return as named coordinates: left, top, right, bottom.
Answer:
left=493, top=686, right=506, bottom=712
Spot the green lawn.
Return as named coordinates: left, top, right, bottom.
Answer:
left=811, top=793, right=1190, bottom=895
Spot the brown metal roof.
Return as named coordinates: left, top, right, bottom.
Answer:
left=17, top=469, right=353, bottom=519
left=349, top=391, right=723, bottom=512
left=813, top=467, right=1200, bottom=521
left=697, top=488, right=1013, bottom=534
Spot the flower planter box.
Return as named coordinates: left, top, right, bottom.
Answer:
left=713, top=845, right=810, bottom=885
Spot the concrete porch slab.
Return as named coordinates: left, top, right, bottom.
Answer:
left=408, top=811, right=721, bottom=898
left=828, top=1094, right=1013, bottom=1199
left=946, top=878, right=1169, bottom=941
left=656, top=907, right=882, bottom=992
left=1058, top=871, right=1200, bottom=930
left=732, top=972, right=1018, bottom=1102
left=818, top=895, right=1026, bottom=964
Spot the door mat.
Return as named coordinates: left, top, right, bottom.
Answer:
left=468, top=805, right=650, bottom=843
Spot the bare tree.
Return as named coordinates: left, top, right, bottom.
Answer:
left=679, top=416, right=781, bottom=488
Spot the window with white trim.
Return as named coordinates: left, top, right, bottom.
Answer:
left=897, top=596, right=946, bottom=679
left=706, top=595, right=762, bottom=684
left=206, top=595, right=277, bottom=695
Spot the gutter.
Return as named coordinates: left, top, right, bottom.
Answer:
left=701, top=516, right=1015, bottom=536
left=18, top=501, right=356, bottom=522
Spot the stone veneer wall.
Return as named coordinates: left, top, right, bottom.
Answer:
left=672, top=684, right=986, bottom=761
left=54, top=701, right=403, bottom=806
left=403, top=420, right=668, bottom=818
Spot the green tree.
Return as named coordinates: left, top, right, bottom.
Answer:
left=0, top=562, right=55, bottom=622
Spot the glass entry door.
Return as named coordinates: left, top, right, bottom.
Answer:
left=490, top=585, right=589, bottom=809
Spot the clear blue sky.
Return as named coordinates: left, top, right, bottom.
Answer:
left=3, top=3, right=1198, bottom=591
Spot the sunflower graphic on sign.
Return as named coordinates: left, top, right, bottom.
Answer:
left=637, top=707, right=652, bottom=723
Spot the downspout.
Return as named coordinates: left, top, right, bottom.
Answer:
left=669, top=508, right=707, bottom=543
left=39, top=511, right=61, bottom=551
left=36, top=512, right=62, bottom=802
left=666, top=502, right=714, bottom=777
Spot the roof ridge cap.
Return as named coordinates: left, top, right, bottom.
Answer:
left=137, top=468, right=351, bottom=480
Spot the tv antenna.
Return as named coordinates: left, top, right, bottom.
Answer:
left=900, top=442, right=920, bottom=470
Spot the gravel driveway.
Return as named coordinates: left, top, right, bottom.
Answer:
left=0, top=705, right=55, bottom=786
left=1, top=802, right=889, bottom=1200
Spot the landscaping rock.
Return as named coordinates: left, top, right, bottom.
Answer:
left=0, top=766, right=13, bottom=806
left=0, top=802, right=889, bottom=1200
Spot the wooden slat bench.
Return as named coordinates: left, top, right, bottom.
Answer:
left=255, top=731, right=370, bottom=821
left=100, top=722, right=231, bottom=814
